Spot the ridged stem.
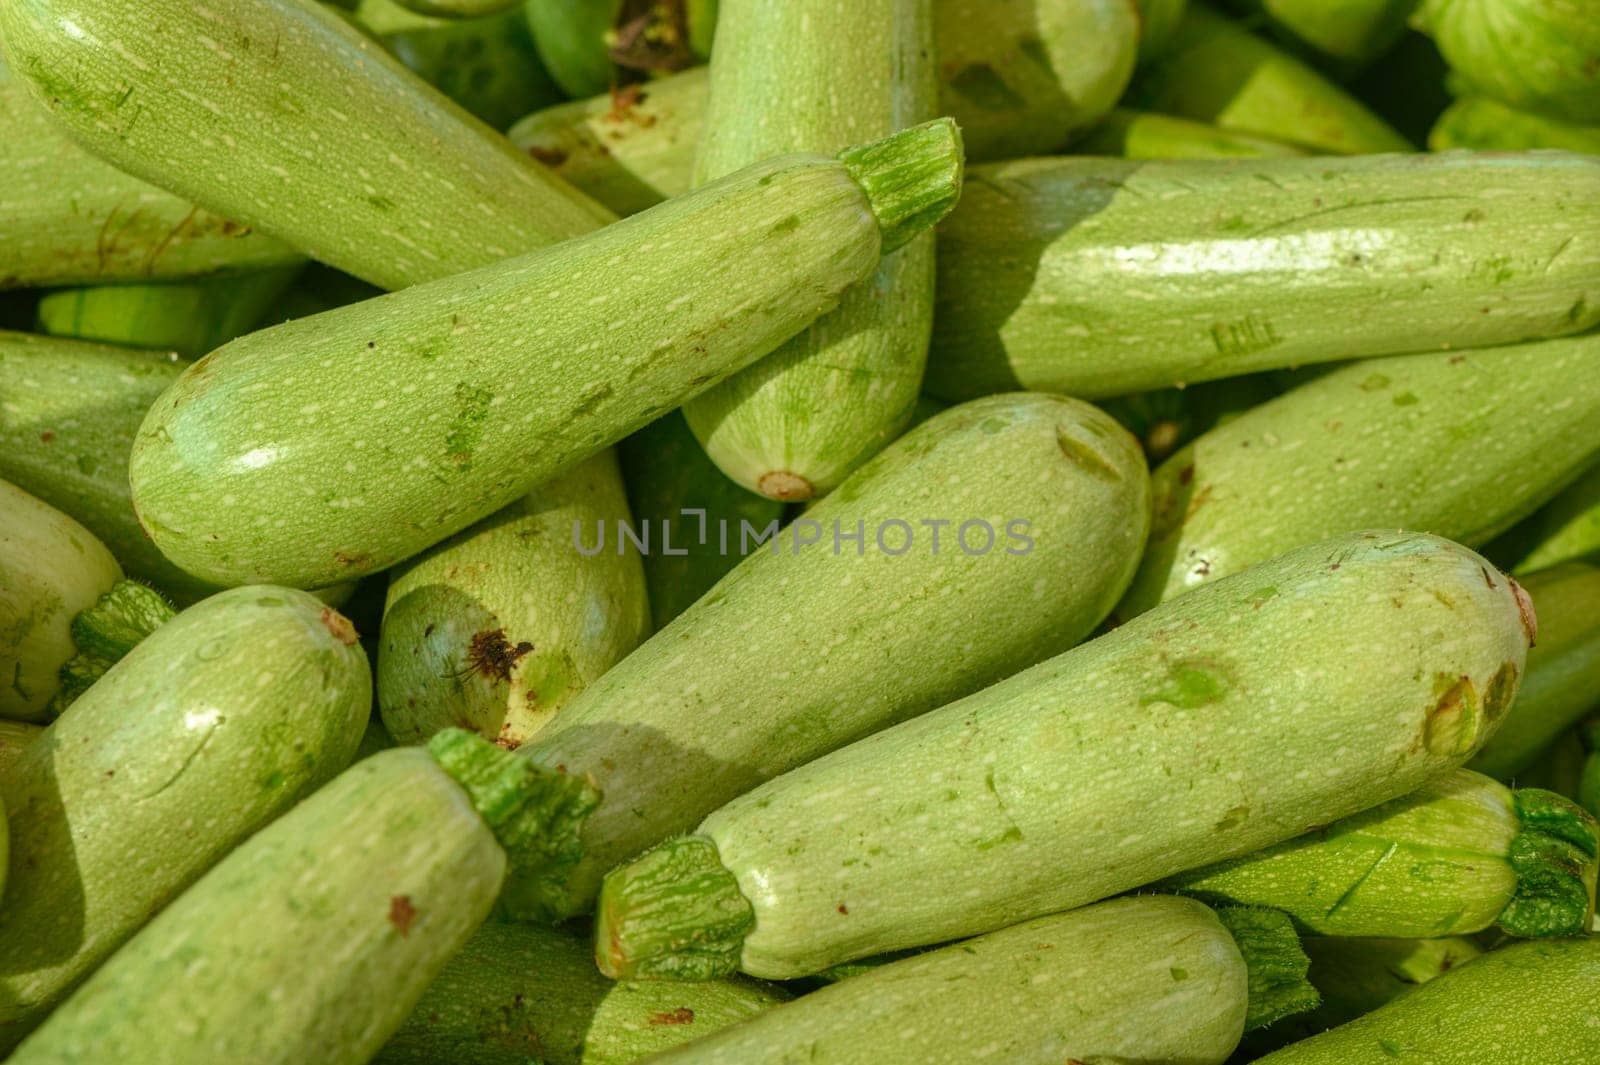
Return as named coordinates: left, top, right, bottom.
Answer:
left=49, top=580, right=177, bottom=716
left=594, top=835, right=754, bottom=981
left=839, top=117, right=965, bottom=253
left=1496, top=788, right=1600, bottom=936
left=1214, top=907, right=1320, bottom=1032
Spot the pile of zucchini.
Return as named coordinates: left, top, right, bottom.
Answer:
left=1, top=0, right=1597, bottom=1062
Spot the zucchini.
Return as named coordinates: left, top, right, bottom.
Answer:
left=0, top=481, right=122, bottom=721
left=374, top=921, right=790, bottom=1065
left=927, top=152, right=1600, bottom=401
left=639, top=897, right=1312, bottom=1065
left=617, top=411, right=786, bottom=629
left=1072, top=107, right=1310, bottom=157
left=1163, top=769, right=1599, bottom=938
left=1414, top=0, right=1600, bottom=124
left=525, top=0, right=714, bottom=98
left=681, top=0, right=937, bottom=499
left=1137, top=0, right=1192, bottom=61
left=1128, top=3, right=1412, bottom=153
left=0, top=586, right=371, bottom=1049
left=595, top=531, right=1532, bottom=980
left=512, top=393, right=1152, bottom=920
left=378, top=449, right=651, bottom=748
left=1117, top=338, right=1600, bottom=616
left=0, top=718, right=41, bottom=774
left=1222, top=0, right=1420, bottom=71
left=7, top=732, right=597, bottom=1065
left=1469, top=562, right=1600, bottom=779
left=128, top=120, right=965, bottom=589
left=1491, top=463, right=1600, bottom=575
left=394, top=0, right=521, bottom=17
left=1251, top=937, right=1600, bottom=1063
left=1430, top=96, right=1600, bottom=152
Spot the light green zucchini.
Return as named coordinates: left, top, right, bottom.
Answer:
left=1469, top=562, right=1600, bottom=779
left=1252, top=937, right=1600, bottom=1063
left=595, top=531, right=1532, bottom=980
left=1493, top=464, right=1600, bottom=575
left=681, top=0, right=936, bottom=500
left=0, top=586, right=371, bottom=1049
left=1414, top=0, right=1600, bottom=124
left=1128, top=3, right=1412, bottom=153
left=378, top=449, right=650, bottom=748
left=0, top=481, right=122, bottom=722
left=641, top=897, right=1312, bottom=1065
left=1138, top=0, right=1192, bottom=61
left=927, top=152, right=1600, bottom=401
left=1163, top=769, right=1599, bottom=938
left=128, top=120, right=964, bottom=589
left=617, top=411, right=786, bottom=629
left=1117, top=338, right=1600, bottom=616
left=0, top=0, right=611, bottom=294
left=1072, top=107, right=1310, bottom=157
left=395, top=0, right=520, bottom=17
left=1430, top=95, right=1600, bottom=152
left=0, top=718, right=41, bottom=774
left=35, top=266, right=304, bottom=360
left=7, top=731, right=597, bottom=1065
left=1224, top=0, right=1420, bottom=70
left=511, top=393, right=1152, bottom=920
left=374, top=921, right=789, bottom=1065
left=525, top=0, right=713, bottom=98
left=0, top=55, right=297, bottom=289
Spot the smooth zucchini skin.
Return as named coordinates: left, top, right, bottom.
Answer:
left=0, top=586, right=371, bottom=1049
left=0, top=0, right=610, bottom=293
left=0, top=56, right=296, bottom=290
left=1072, top=107, right=1310, bottom=158
left=394, top=0, right=521, bottom=18
left=1415, top=0, right=1600, bottom=124
left=8, top=747, right=503, bottom=1065
left=1224, top=0, right=1419, bottom=70
left=1430, top=96, right=1600, bottom=152
left=375, top=922, right=789, bottom=1065
left=378, top=449, right=651, bottom=749
left=1253, top=937, right=1600, bottom=1063
left=1492, top=463, right=1600, bottom=574
left=0, top=481, right=122, bottom=722
left=927, top=152, right=1600, bottom=401
left=0, top=718, right=42, bottom=774
left=1117, top=337, right=1600, bottom=615
left=641, top=897, right=1249, bottom=1065
left=515, top=393, right=1151, bottom=919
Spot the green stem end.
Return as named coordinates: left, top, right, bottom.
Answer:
left=594, top=835, right=753, bottom=981
left=839, top=117, right=966, bottom=255
left=1214, top=906, right=1320, bottom=1032
left=49, top=580, right=177, bottom=717
left=1496, top=788, right=1600, bottom=937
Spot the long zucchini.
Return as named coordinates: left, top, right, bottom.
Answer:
left=1072, top=107, right=1309, bottom=157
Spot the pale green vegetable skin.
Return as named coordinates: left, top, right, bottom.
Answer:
left=927, top=152, right=1600, bottom=401
left=1072, top=108, right=1310, bottom=158
left=8, top=747, right=503, bottom=1065
left=1429, top=96, right=1600, bottom=153
left=0, top=56, right=296, bottom=289
left=0, top=718, right=41, bottom=773
left=378, top=449, right=651, bottom=749
left=1415, top=0, right=1600, bottom=124
left=516, top=393, right=1152, bottom=919
left=1497, top=463, right=1600, bottom=574
left=0, top=480, right=121, bottom=722
left=129, top=126, right=959, bottom=589
left=641, top=897, right=1249, bottom=1065
left=525, top=0, right=632, bottom=98
left=394, top=0, right=520, bottom=18
left=600, top=531, right=1531, bottom=979
left=0, top=586, right=371, bottom=1050
left=682, top=0, right=935, bottom=500
left=1118, top=337, right=1600, bottom=615
left=1253, top=937, right=1600, bottom=1063
left=1227, top=0, right=1420, bottom=68
left=374, top=922, right=790, bottom=1065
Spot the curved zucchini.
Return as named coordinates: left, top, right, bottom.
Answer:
left=0, top=56, right=297, bottom=289
left=1072, top=107, right=1310, bottom=157
left=0, top=586, right=371, bottom=1049
left=128, top=121, right=964, bottom=589
left=681, top=0, right=936, bottom=500
left=1252, top=937, right=1600, bottom=1063
left=1128, top=3, right=1412, bottom=153
left=0, top=481, right=121, bottom=722
left=374, top=921, right=790, bottom=1065
left=512, top=393, right=1152, bottom=920
left=596, top=531, right=1532, bottom=980
left=0, top=718, right=41, bottom=774
left=1492, top=464, right=1600, bottom=575
left=1429, top=96, right=1600, bottom=152
left=1223, top=0, right=1419, bottom=70
left=927, top=152, right=1600, bottom=401
left=7, top=733, right=596, bottom=1065
left=378, top=449, right=650, bottom=748
left=525, top=0, right=713, bottom=98
left=1414, top=0, right=1600, bottom=124
left=1117, top=337, right=1600, bottom=616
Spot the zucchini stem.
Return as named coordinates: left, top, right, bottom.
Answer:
left=49, top=580, right=177, bottom=716
left=840, top=117, right=965, bottom=254
left=594, top=835, right=753, bottom=981
left=1497, top=788, right=1600, bottom=937
left=1213, top=906, right=1320, bottom=1032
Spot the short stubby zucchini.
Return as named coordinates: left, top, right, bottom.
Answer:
left=1491, top=462, right=1600, bottom=575
left=129, top=120, right=965, bottom=589
left=1429, top=96, right=1600, bottom=153
left=0, top=586, right=371, bottom=1049
left=927, top=152, right=1600, bottom=401
left=1163, top=769, right=1600, bottom=939
left=378, top=449, right=651, bottom=749
left=513, top=393, right=1152, bottom=920
left=1224, top=0, right=1419, bottom=71
left=1414, top=0, right=1600, bottom=124
left=596, top=531, right=1533, bottom=980
left=1072, top=108, right=1310, bottom=158
left=6, top=732, right=597, bottom=1065
left=1117, top=337, right=1600, bottom=615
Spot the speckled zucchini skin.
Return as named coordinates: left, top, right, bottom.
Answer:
left=8, top=747, right=503, bottom=1065
left=0, top=586, right=371, bottom=1049
left=642, top=897, right=1250, bottom=1065
left=1072, top=107, right=1309, bottom=157
left=375, top=921, right=789, bottom=1065
left=0, top=56, right=296, bottom=289
left=1415, top=0, right=1600, bottom=124
left=0, top=481, right=121, bottom=722
left=927, top=152, right=1600, bottom=401
left=379, top=449, right=650, bottom=749
left=1430, top=96, right=1600, bottom=152
left=0, top=718, right=41, bottom=773
left=516, top=393, right=1152, bottom=919
left=1253, top=937, right=1600, bottom=1063
left=1118, top=337, right=1600, bottom=615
